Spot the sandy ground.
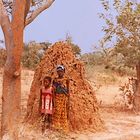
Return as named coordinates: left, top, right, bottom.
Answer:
left=0, top=70, right=140, bottom=140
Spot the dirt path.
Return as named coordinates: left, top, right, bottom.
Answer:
left=67, top=107, right=139, bottom=140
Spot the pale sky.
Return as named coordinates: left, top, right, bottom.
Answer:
left=0, top=0, right=106, bottom=53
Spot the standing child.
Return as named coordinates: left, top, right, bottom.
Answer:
left=40, top=76, right=54, bottom=132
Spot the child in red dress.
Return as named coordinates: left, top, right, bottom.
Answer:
left=40, top=76, right=54, bottom=132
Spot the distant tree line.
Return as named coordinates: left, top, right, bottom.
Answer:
left=0, top=39, right=135, bottom=76
left=81, top=47, right=135, bottom=76
left=0, top=40, right=81, bottom=69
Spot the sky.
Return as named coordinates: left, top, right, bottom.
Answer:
left=0, top=0, right=106, bottom=53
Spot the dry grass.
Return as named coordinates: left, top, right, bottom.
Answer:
left=0, top=68, right=140, bottom=139
left=85, top=65, right=129, bottom=85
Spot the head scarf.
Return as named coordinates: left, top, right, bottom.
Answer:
left=56, top=65, right=65, bottom=71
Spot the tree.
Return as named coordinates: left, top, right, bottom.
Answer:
left=65, top=34, right=81, bottom=56
left=100, top=0, right=140, bottom=111
left=0, top=41, right=51, bottom=69
left=0, top=0, right=55, bottom=139
left=22, top=41, right=51, bottom=69
left=81, top=52, right=104, bottom=65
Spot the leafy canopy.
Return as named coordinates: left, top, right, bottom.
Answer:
left=100, top=0, right=140, bottom=68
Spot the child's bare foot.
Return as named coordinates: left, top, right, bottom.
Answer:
left=42, top=127, right=45, bottom=134
left=46, top=125, right=50, bottom=129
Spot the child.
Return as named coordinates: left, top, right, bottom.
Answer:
left=40, top=76, right=54, bottom=132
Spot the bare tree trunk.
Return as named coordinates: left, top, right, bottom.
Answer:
left=134, top=61, right=140, bottom=112
left=1, top=1, right=25, bottom=139
left=2, top=62, right=21, bottom=140
left=1, top=24, right=24, bottom=140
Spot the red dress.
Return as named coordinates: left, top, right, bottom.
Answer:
left=41, top=87, right=53, bottom=114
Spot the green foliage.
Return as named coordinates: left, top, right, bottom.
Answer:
left=65, top=34, right=81, bottom=56
left=22, top=41, right=50, bottom=69
left=81, top=52, right=104, bottom=65
left=71, top=44, right=81, bottom=56
left=0, top=41, right=51, bottom=69
left=0, top=39, right=82, bottom=69
left=100, top=0, right=140, bottom=70
left=81, top=46, right=135, bottom=76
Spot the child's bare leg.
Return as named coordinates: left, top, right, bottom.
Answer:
left=47, top=114, right=52, bottom=129
left=42, top=115, right=46, bottom=133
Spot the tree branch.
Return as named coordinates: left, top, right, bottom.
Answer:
left=24, top=0, right=31, bottom=23
left=0, top=0, right=13, bottom=51
left=25, top=0, right=55, bottom=26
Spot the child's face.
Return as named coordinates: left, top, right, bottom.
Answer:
left=57, top=70, right=64, bottom=77
left=43, top=79, right=51, bottom=87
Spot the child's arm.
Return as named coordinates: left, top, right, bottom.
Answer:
left=39, top=88, right=42, bottom=113
left=66, top=78, right=70, bottom=119
left=52, top=87, right=55, bottom=107
left=66, top=78, right=70, bottom=95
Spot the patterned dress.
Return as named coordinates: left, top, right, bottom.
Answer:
left=52, top=76, right=69, bottom=131
left=40, top=87, right=53, bottom=115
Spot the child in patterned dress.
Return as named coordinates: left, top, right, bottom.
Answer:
left=40, top=76, right=54, bottom=132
